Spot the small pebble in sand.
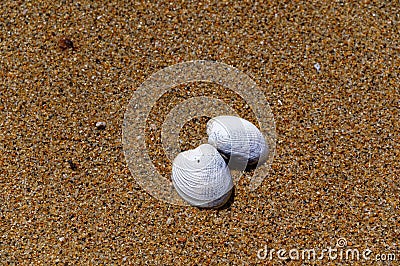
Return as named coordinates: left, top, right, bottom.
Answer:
left=95, top=121, right=106, bottom=130
left=314, top=63, right=321, bottom=72
left=177, top=237, right=187, bottom=243
left=59, top=37, right=74, bottom=50
left=67, top=160, right=77, bottom=171
left=166, top=217, right=174, bottom=225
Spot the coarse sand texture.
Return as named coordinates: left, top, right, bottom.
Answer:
left=1, top=1, right=399, bottom=264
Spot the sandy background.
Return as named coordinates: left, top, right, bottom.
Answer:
left=1, top=0, right=399, bottom=265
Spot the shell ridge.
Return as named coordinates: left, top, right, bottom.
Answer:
left=172, top=144, right=233, bottom=207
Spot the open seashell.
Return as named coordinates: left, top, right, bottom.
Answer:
left=207, top=115, right=268, bottom=170
left=172, top=144, right=233, bottom=208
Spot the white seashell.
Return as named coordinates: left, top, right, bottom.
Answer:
left=172, top=144, right=233, bottom=208
left=207, top=116, right=268, bottom=170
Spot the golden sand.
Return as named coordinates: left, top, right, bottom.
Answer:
left=1, top=1, right=399, bottom=264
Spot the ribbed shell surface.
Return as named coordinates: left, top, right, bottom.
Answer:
left=172, top=144, right=233, bottom=208
left=207, top=116, right=268, bottom=170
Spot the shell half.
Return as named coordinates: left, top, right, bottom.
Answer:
left=172, top=144, right=233, bottom=208
left=207, top=115, right=268, bottom=170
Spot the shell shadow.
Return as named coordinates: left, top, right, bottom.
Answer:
left=218, top=186, right=235, bottom=210
left=244, top=163, right=258, bottom=172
